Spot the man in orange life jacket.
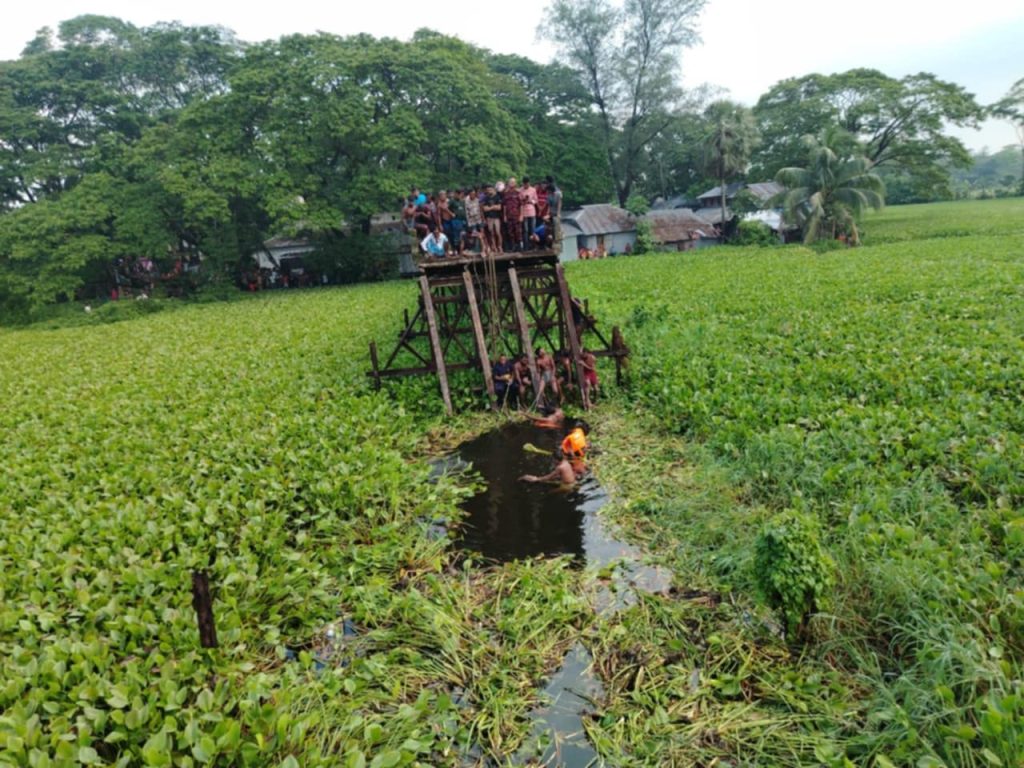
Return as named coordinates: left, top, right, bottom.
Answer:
left=520, top=421, right=590, bottom=486
left=561, top=421, right=589, bottom=459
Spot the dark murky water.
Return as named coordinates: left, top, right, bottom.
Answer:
left=443, top=422, right=673, bottom=767
left=453, top=421, right=606, bottom=563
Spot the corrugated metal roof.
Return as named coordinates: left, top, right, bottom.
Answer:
left=745, top=181, right=784, bottom=202
left=643, top=209, right=716, bottom=242
left=697, top=182, right=745, bottom=201
left=263, top=237, right=312, bottom=249
left=650, top=195, right=693, bottom=211
left=697, top=181, right=784, bottom=203
left=562, top=204, right=635, bottom=236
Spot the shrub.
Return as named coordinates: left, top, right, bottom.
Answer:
left=733, top=220, right=777, bottom=247
left=754, top=509, right=835, bottom=641
left=634, top=219, right=657, bottom=255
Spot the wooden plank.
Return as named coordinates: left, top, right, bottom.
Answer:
left=555, top=264, right=590, bottom=410
left=420, top=276, right=453, bottom=416
left=508, top=267, right=541, bottom=402
left=463, top=270, right=496, bottom=409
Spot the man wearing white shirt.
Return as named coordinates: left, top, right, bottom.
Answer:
left=421, top=226, right=450, bottom=259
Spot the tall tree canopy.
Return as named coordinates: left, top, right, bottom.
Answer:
left=991, top=77, right=1024, bottom=194
left=541, top=0, right=707, bottom=206
left=0, top=19, right=599, bottom=311
left=752, top=69, right=984, bottom=198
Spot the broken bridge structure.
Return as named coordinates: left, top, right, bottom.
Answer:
left=367, top=250, right=629, bottom=415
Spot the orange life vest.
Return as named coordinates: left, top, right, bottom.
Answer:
left=561, top=428, right=587, bottom=457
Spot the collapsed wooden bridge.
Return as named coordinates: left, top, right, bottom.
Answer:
left=367, top=251, right=628, bottom=415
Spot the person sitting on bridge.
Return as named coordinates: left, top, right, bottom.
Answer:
left=529, top=220, right=554, bottom=250
left=421, top=226, right=450, bottom=259
left=492, top=354, right=518, bottom=408
left=514, top=353, right=532, bottom=398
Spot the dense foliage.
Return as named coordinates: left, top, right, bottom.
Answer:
left=0, top=285, right=592, bottom=766
left=575, top=198, right=1024, bottom=765
left=0, top=17, right=615, bottom=313
left=2, top=199, right=1021, bottom=767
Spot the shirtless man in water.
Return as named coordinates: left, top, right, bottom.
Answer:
left=519, top=448, right=581, bottom=485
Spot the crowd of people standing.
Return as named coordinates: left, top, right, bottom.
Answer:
left=404, top=176, right=563, bottom=259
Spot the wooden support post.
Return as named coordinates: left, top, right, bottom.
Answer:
left=191, top=570, right=218, bottom=649
left=555, top=264, right=590, bottom=410
left=508, top=267, right=541, bottom=402
left=612, top=325, right=628, bottom=387
left=420, top=276, right=453, bottom=416
left=369, top=341, right=381, bottom=391
left=462, top=270, right=496, bottom=409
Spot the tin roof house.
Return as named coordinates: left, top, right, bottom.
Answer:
left=558, top=204, right=637, bottom=261
left=642, top=208, right=718, bottom=251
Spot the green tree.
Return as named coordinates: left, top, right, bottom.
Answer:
left=991, top=77, right=1024, bottom=195
left=753, top=69, right=983, bottom=199
left=486, top=53, right=615, bottom=205
left=541, top=0, right=707, bottom=206
left=0, top=16, right=239, bottom=212
left=700, top=100, right=760, bottom=240
left=775, top=128, right=885, bottom=246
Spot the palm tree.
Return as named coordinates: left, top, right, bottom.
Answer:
left=701, top=101, right=760, bottom=241
left=775, top=128, right=885, bottom=245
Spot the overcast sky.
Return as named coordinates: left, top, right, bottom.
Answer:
left=3, top=0, right=1022, bottom=152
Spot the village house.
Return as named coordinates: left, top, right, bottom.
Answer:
left=558, top=204, right=637, bottom=260
left=641, top=208, right=718, bottom=251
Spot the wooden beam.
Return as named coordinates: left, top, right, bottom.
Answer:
left=555, top=264, right=590, bottom=410
left=420, top=276, right=453, bottom=416
left=508, top=267, right=541, bottom=402
left=462, top=270, right=496, bottom=409
left=369, top=341, right=381, bottom=391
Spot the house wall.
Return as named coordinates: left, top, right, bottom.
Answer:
left=573, top=232, right=637, bottom=256
left=558, top=236, right=578, bottom=262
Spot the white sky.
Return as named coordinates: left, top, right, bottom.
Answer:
left=3, top=0, right=1022, bottom=152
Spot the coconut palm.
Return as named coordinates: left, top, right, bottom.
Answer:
left=775, top=128, right=885, bottom=245
left=701, top=100, right=760, bottom=241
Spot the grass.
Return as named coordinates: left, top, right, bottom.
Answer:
left=860, top=197, right=1024, bottom=245
left=1, top=198, right=1022, bottom=766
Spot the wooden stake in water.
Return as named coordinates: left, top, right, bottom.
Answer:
left=191, top=570, right=218, bottom=649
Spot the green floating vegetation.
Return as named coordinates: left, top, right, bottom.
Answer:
left=570, top=205, right=1023, bottom=766
left=2, top=199, right=1022, bottom=767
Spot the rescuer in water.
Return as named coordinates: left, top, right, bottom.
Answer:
left=519, top=420, right=590, bottom=485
